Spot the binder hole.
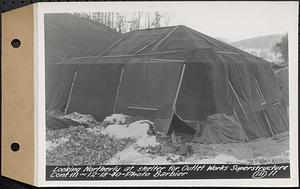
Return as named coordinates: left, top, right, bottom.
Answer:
left=11, top=143, right=20, bottom=152
left=11, top=39, right=21, bottom=48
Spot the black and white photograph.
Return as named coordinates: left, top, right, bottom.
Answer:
left=42, top=2, right=297, bottom=184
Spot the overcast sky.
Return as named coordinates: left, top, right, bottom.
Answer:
left=166, top=2, right=297, bottom=42
left=44, top=1, right=298, bottom=42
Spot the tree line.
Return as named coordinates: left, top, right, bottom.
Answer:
left=272, top=33, right=288, bottom=64
left=73, top=12, right=172, bottom=33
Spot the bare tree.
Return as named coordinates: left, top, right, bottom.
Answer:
left=73, top=11, right=172, bottom=33
left=151, top=12, right=161, bottom=28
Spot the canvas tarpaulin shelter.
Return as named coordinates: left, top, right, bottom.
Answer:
left=46, top=25, right=288, bottom=140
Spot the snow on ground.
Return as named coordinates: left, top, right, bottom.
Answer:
left=103, top=119, right=165, bottom=164
left=185, top=131, right=289, bottom=164
left=183, top=153, right=245, bottom=164
left=46, top=114, right=159, bottom=164
left=106, top=145, right=171, bottom=164
left=103, top=114, right=129, bottom=125
left=102, top=120, right=154, bottom=139
left=105, top=122, right=289, bottom=165
left=46, top=113, right=290, bottom=165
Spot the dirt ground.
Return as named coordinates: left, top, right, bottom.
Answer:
left=184, top=131, right=289, bottom=164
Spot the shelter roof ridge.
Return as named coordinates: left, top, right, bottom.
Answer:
left=123, top=25, right=177, bottom=33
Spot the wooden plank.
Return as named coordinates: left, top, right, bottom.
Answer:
left=126, top=106, right=158, bottom=111
left=149, top=58, right=186, bottom=63
left=254, top=79, right=266, bottom=105
left=233, top=110, right=249, bottom=141
left=150, top=26, right=178, bottom=52
left=173, top=64, right=186, bottom=109
left=215, top=51, right=240, bottom=55
left=228, top=80, right=249, bottom=122
left=103, top=50, right=184, bottom=58
left=278, top=107, right=289, bottom=129
left=62, top=55, right=97, bottom=60
left=64, top=71, right=78, bottom=114
left=51, top=50, right=186, bottom=65
left=263, top=112, right=275, bottom=136
left=90, top=31, right=133, bottom=62
left=135, top=39, right=158, bottom=54
left=272, top=101, right=282, bottom=106
left=274, top=66, right=288, bottom=74
left=113, top=67, right=125, bottom=113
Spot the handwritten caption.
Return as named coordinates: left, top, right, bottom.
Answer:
left=48, top=164, right=289, bottom=180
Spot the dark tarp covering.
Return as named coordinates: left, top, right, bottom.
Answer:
left=46, top=64, right=77, bottom=111
left=215, top=53, right=288, bottom=139
left=115, top=62, right=183, bottom=132
left=175, top=49, right=232, bottom=122
left=196, top=113, right=247, bottom=144
left=45, top=13, right=121, bottom=64
left=275, top=68, right=289, bottom=105
left=45, top=25, right=288, bottom=140
left=176, top=62, right=216, bottom=121
left=103, top=27, right=174, bottom=56
left=67, top=64, right=123, bottom=121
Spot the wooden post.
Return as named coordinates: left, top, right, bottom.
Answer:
left=254, top=79, right=266, bottom=105
left=113, top=67, right=125, bottom=113
left=263, top=112, right=275, bottom=136
left=135, top=39, right=158, bottom=54
left=233, top=110, right=249, bottom=142
left=151, top=26, right=178, bottom=52
left=90, top=31, right=133, bottom=62
left=173, top=64, right=186, bottom=110
left=228, top=80, right=249, bottom=122
left=64, top=71, right=78, bottom=114
left=278, top=107, right=288, bottom=130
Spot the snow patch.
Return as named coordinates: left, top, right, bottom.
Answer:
left=102, top=119, right=162, bottom=164
left=102, top=120, right=153, bottom=139
left=103, top=114, right=129, bottom=124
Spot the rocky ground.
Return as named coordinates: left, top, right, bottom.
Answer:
left=46, top=112, right=289, bottom=165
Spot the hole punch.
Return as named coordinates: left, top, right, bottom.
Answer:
left=11, top=143, right=20, bottom=152
left=11, top=39, right=21, bottom=48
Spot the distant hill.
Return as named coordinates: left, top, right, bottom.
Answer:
left=231, top=34, right=283, bottom=49
left=230, top=34, right=285, bottom=63
left=45, top=13, right=122, bottom=64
